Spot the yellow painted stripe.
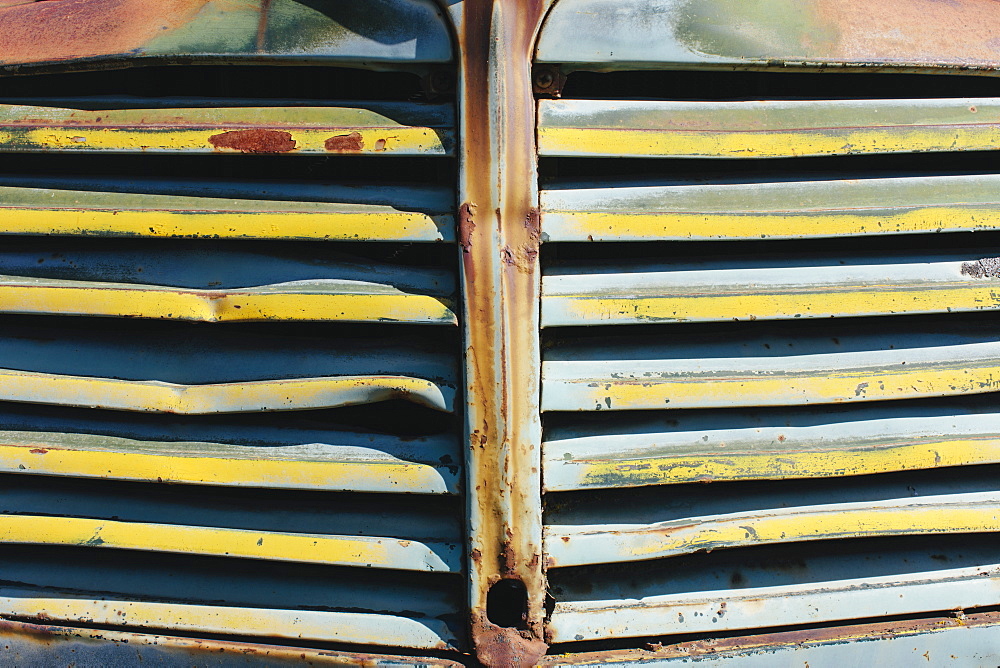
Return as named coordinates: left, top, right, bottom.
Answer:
left=552, top=362, right=1000, bottom=411
left=572, top=436, right=1000, bottom=489
left=0, top=207, right=449, bottom=242
left=548, top=502, right=1000, bottom=566
left=0, top=514, right=455, bottom=572
left=0, top=282, right=456, bottom=324
left=553, top=285, right=1000, bottom=324
left=538, top=126, right=1000, bottom=158
left=0, top=597, right=454, bottom=649
left=0, top=443, right=451, bottom=494
left=549, top=206, right=1000, bottom=241
left=0, top=369, right=452, bottom=413
left=0, top=127, right=447, bottom=154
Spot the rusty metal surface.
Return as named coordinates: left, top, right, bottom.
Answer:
left=537, top=0, right=1000, bottom=71
left=445, top=0, right=552, bottom=665
left=0, top=102, right=455, bottom=155
left=542, top=612, right=1000, bottom=665
left=0, top=0, right=452, bottom=71
left=0, top=619, right=466, bottom=667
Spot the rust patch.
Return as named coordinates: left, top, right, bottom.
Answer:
left=373, top=138, right=388, bottom=151
left=961, top=257, right=1000, bottom=278
left=28, top=448, right=47, bottom=454
left=209, top=129, right=296, bottom=154
left=459, top=202, right=477, bottom=254
left=820, top=0, right=1000, bottom=65
left=324, top=132, right=364, bottom=152
left=0, top=0, right=208, bottom=66
left=473, top=612, right=548, bottom=668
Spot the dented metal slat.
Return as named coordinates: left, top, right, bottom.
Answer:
left=0, top=435, right=458, bottom=495
left=541, top=174, right=1000, bottom=242
left=542, top=256, right=1000, bottom=326
left=0, top=184, right=454, bottom=242
left=0, top=369, right=453, bottom=414
left=537, top=98, right=1000, bottom=159
left=0, top=104, right=455, bottom=155
left=545, top=492, right=1000, bottom=567
left=0, top=593, right=458, bottom=651
left=543, top=340, right=1000, bottom=412
left=544, top=412, right=1000, bottom=491
left=0, top=277, right=456, bottom=324
left=0, top=514, right=460, bottom=572
left=547, top=563, right=1000, bottom=644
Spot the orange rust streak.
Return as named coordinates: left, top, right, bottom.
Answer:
left=455, top=1, right=551, bottom=665
left=0, top=0, right=209, bottom=65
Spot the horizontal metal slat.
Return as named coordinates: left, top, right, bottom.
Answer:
left=542, top=256, right=1000, bottom=326
left=0, top=103, right=455, bottom=155
left=547, top=563, right=1000, bottom=644
left=543, top=411, right=1000, bottom=491
left=0, top=277, right=456, bottom=324
left=0, top=183, right=454, bottom=242
left=0, top=515, right=459, bottom=573
left=543, top=340, right=1000, bottom=411
left=0, top=593, right=457, bottom=651
left=541, top=174, right=1000, bottom=242
left=0, top=437, right=458, bottom=495
left=0, top=369, right=453, bottom=414
left=0, top=403, right=459, bottom=494
left=537, top=98, right=1000, bottom=159
left=545, top=492, right=1000, bottom=567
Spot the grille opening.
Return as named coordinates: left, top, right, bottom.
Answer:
left=545, top=463, right=1000, bottom=527
left=0, top=155, right=456, bottom=188
left=486, top=578, right=530, bottom=630
left=540, top=151, right=1000, bottom=184
left=560, top=69, right=1000, bottom=101
left=0, top=473, right=463, bottom=540
left=541, top=232, right=1000, bottom=265
left=0, top=65, right=429, bottom=101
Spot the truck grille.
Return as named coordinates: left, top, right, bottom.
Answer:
left=537, top=69, right=1000, bottom=646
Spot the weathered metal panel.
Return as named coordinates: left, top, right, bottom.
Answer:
left=449, top=1, right=552, bottom=665
left=0, top=0, right=452, bottom=70
left=542, top=255, right=1000, bottom=326
left=0, top=594, right=459, bottom=650
left=0, top=182, right=455, bottom=242
left=544, top=407, right=1000, bottom=491
left=548, top=564, right=1000, bottom=643
left=536, top=0, right=1000, bottom=71
left=0, top=402, right=460, bottom=493
left=538, top=98, right=1000, bottom=159
left=0, top=514, right=460, bottom=572
left=542, top=612, right=1000, bottom=666
left=0, top=103, right=455, bottom=155
left=543, top=338, right=1000, bottom=411
left=546, top=492, right=1000, bottom=567
left=541, top=174, right=1000, bottom=242
left=0, top=619, right=464, bottom=667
